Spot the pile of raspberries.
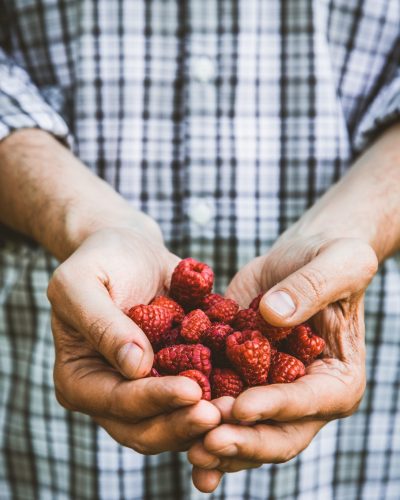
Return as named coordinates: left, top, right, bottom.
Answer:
left=127, top=258, right=325, bottom=401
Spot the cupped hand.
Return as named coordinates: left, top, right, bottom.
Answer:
left=188, top=235, right=378, bottom=492
left=47, top=227, right=220, bottom=454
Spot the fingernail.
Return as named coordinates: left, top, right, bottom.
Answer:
left=203, top=457, right=221, bottom=469
left=239, top=418, right=258, bottom=426
left=117, top=343, right=144, bottom=378
left=218, top=444, right=238, bottom=457
left=263, top=291, right=295, bottom=318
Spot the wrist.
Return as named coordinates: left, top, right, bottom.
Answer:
left=65, top=203, right=164, bottom=259
left=284, top=212, right=381, bottom=262
left=283, top=124, right=400, bottom=263
left=0, top=129, right=163, bottom=261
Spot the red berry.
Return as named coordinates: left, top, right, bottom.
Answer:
left=156, top=326, right=183, bottom=350
left=150, top=296, right=185, bottom=323
left=128, top=304, right=174, bottom=347
left=199, top=293, right=224, bottom=311
left=257, top=312, right=292, bottom=342
left=170, top=258, right=214, bottom=306
left=200, top=293, right=224, bottom=310
left=226, top=330, right=271, bottom=386
left=268, top=351, right=306, bottom=384
left=203, top=323, right=233, bottom=353
left=205, top=297, right=239, bottom=324
left=232, top=308, right=259, bottom=330
left=282, top=323, right=325, bottom=365
left=210, top=368, right=244, bottom=398
left=181, top=309, right=212, bottom=343
left=179, top=369, right=211, bottom=400
left=155, top=344, right=212, bottom=376
left=249, top=293, right=264, bottom=311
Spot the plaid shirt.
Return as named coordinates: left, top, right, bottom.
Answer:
left=0, top=1, right=400, bottom=499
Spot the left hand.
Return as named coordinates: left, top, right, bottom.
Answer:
left=188, top=234, right=378, bottom=492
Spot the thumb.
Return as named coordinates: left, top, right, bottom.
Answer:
left=48, top=272, right=154, bottom=379
left=259, top=238, right=378, bottom=326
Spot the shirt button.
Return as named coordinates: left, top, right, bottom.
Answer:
left=192, top=56, right=215, bottom=83
left=189, top=200, right=214, bottom=226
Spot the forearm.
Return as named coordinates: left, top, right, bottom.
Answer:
left=291, top=123, right=400, bottom=262
left=0, top=129, right=163, bottom=260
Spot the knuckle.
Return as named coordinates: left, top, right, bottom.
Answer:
left=47, top=268, right=63, bottom=304
left=295, top=267, right=327, bottom=301
left=47, top=265, right=70, bottom=298
left=360, top=244, right=378, bottom=281
left=53, top=364, right=85, bottom=413
left=274, top=425, right=305, bottom=464
left=53, top=366, right=78, bottom=411
left=54, top=388, right=76, bottom=411
left=344, top=239, right=378, bottom=283
left=116, top=430, right=160, bottom=455
left=127, top=440, right=157, bottom=456
left=218, top=459, right=241, bottom=472
left=87, top=317, right=115, bottom=353
left=341, top=375, right=366, bottom=417
left=276, top=443, right=298, bottom=464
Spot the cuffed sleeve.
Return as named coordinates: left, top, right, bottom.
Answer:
left=0, top=49, right=71, bottom=146
left=354, top=68, right=400, bottom=152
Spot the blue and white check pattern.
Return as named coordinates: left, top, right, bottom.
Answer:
left=0, top=1, right=399, bottom=499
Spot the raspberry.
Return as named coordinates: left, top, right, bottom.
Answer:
left=203, top=323, right=233, bottom=353
left=268, top=351, right=306, bottom=384
left=257, top=312, right=292, bottom=342
left=205, top=297, right=239, bottom=324
left=210, top=368, right=244, bottom=398
left=150, top=296, right=185, bottom=323
left=249, top=293, right=264, bottom=311
left=170, top=258, right=214, bottom=306
left=181, top=309, right=211, bottom=343
left=248, top=294, right=292, bottom=341
left=282, top=323, right=325, bottom=365
left=200, top=293, right=225, bottom=310
left=226, top=330, right=271, bottom=386
left=156, top=326, right=183, bottom=350
left=179, top=369, right=211, bottom=401
left=155, top=344, right=212, bottom=376
left=232, top=308, right=259, bottom=330
left=128, top=304, right=174, bottom=347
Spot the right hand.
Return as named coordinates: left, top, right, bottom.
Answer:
left=47, top=227, right=221, bottom=454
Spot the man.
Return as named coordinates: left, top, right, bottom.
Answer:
left=0, top=0, right=399, bottom=498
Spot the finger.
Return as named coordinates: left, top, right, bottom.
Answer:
left=217, top=458, right=262, bottom=473
left=212, top=396, right=256, bottom=425
left=231, top=365, right=365, bottom=422
left=188, top=441, right=221, bottom=469
left=203, top=420, right=324, bottom=463
left=95, top=400, right=221, bottom=454
left=53, top=325, right=204, bottom=419
left=259, top=238, right=377, bottom=326
left=188, top=441, right=261, bottom=472
left=225, top=256, right=265, bottom=308
left=48, top=270, right=153, bottom=379
left=211, top=396, right=236, bottom=423
left=54, top=347, right=203, bottom=420
left=192, top=467, right=223, bottom=493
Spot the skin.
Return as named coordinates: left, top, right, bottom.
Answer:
left=188, top=124, right=400, bottom=492
left=0, top=130, right=221, bottom=454
left=0, top=124, right=399, bottom=486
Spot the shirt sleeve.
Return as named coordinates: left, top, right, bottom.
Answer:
left=0, top=48, right=71, bottom=145
left=353, top=68, right=400, bottom=152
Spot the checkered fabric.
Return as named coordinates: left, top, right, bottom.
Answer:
left=0, top=1, right=399, bottom=499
